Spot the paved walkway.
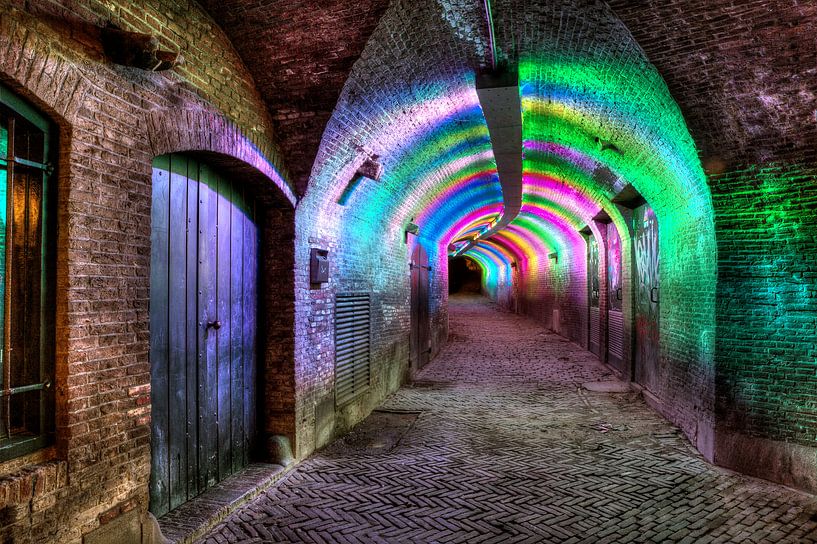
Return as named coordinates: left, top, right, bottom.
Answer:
left=198, top=295, right=817, bottom=543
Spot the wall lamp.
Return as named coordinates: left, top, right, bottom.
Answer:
left=338, top=154, right=383, bottom=205
left=404, top=221, right=420, bottom=243
left=101, top=26, right=183, bottom=71
left=356, top=155, right=383, bottom=181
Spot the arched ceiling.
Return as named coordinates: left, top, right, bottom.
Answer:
left=607, top=0, right=817, bottom=168
left=287, top=0, right=712, bottom=283
left=199, top=0, right=391, bottom=194
left=203, top=0, right=815, bottom=198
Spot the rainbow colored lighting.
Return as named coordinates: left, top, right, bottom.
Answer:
left=306, top=7, right=715, bottom=377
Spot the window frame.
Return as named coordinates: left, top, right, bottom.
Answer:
left=0, top=82, right=56, bottom=462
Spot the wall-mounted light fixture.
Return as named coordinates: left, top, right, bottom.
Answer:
left=594, top=136, right=622, bottom=155
left=404, top=221, right=420, bottom=244
left=101, top=26, right=183, bottom=71
left=356, top=155, right=383, bottom=181
left=337, top=153, right=383, bottom=205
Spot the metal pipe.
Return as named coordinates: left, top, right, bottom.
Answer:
left=483, top=0, right=497, bottom=70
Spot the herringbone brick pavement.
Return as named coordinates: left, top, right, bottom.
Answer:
left=197, top=295, right=817, bottom=544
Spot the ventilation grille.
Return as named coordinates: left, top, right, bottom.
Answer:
left=335, top=293, right=371, bottom=405
left=608, top=310, right=625, bottom=359
left=589, top=307, right=600, bottom=348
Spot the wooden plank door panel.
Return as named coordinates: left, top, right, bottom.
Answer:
left=229, top=186, right=246, bottom=473
left=587, top=235, right=600, bottom=357
left=216, top=174, right=232, bottom=481
left=606, top=223, right=624, bottom=371
left=410, top=245, right=430, bottom=370
left=418, top=262, right=429, bottom=369
left=149, top=156, right=170, bottom=517
left=409, top=260, right=419, bottom=371
left=167, top=154, right=190, bottom=510
left=184, top=169, right=200, bottom=501
left=242, top=208, right=258, bottom=462
left=197, top=162, right=219, bottom=491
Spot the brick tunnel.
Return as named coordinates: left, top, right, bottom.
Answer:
left=0, top=1, right=815, bottom=543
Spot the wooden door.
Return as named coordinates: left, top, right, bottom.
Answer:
left=587, top=235, right=600, bottom=357
left=634, top=204, right=660, bottom=393
left=410, top=245, right=430, bottom=371
left=606, top=223, right=625, bottom=371
left=149, top=154, right=257, bottom=517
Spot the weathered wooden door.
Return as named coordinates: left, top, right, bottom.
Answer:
left=149, top=154, right=257, bottom=517
left=606, top=223, right=625, bottom=371
left=410, top=244, right=430, bottom=371
left=587, top=235, right=601, bottom=357
left=634, top=204, right=660, bottom=393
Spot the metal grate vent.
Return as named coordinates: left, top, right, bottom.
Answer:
left=608, top=310, right=625, bottom=359
left=335, top=293, right=371, bottom=405
left=589, top=307, right=600, bottom=347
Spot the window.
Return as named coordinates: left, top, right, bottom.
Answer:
left=0, top=84, right=56, bottom=461
left=335, top=293, right=371, bottom=405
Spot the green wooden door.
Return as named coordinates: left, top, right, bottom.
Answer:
left=149, top=154, right=258, bottom=517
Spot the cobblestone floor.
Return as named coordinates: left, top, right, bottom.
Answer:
left=198, top=295, right=817, bottom=543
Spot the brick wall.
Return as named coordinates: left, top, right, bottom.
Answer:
left=608, top=0, right=817, bottom=491
left=711, top=163, right=817, bottom=489
left=289, top=0, right=488, bottom=458
left=467, top=0, right=719, bottom=459
left=0, top=2, right=295, bottom=542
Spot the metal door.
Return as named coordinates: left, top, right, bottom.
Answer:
left=634, top=204, right=660, bottom=393
left=149, top=154, right=257, bottom=517
left=587, top=235, right=600, bottom=357
left=606, top=223, right=624, bottom=371
left=410, top=245, right=430, bottom=371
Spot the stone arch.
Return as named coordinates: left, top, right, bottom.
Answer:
left=146, top=109, right=296, bottom=208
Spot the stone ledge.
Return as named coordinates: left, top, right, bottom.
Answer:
left=715, top=430, right=817, bottom=495
left=157, top=463, right=292, bottom=544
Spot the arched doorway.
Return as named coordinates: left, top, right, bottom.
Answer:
left=149, top=153, right=259, bottom=516
left=410, top=244, right=430, bottom=372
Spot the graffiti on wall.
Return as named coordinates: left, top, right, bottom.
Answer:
left=635, top=204, right=660, bottom=391
left=607, top=223, right=622, bottom=311
left=588, top=236, right=600, bottom=307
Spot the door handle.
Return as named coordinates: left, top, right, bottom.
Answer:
left=650, top=287, right=659, bottom=303
left=206, top=320, right=222, bottom=330
left=616, top=288, right=622, bottom=301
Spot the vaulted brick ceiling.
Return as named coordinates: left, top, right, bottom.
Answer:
left=202, top=0, right=816, bottom=193
left=200, top=0, right=391, bottom=195
left=606, top=0, right=817, bottom=168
